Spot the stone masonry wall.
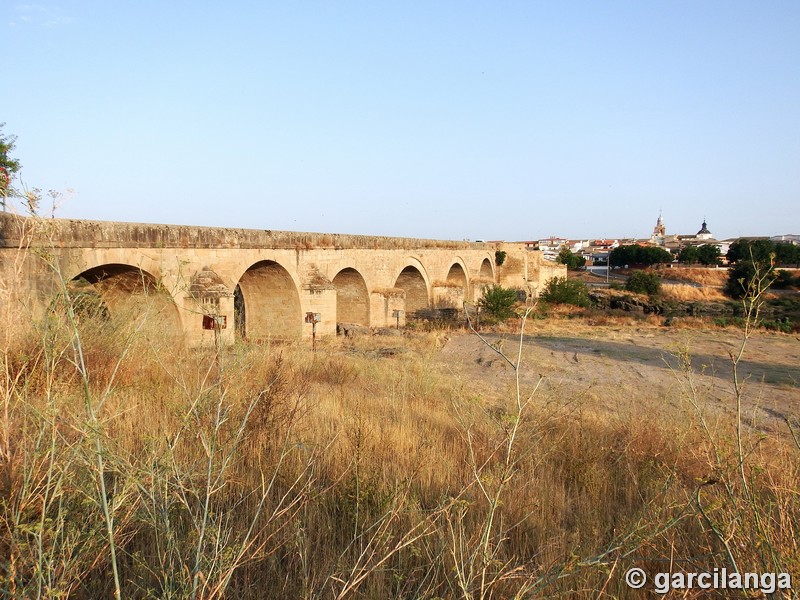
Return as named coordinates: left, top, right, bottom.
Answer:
left=1, top=214, right=559, bottom=345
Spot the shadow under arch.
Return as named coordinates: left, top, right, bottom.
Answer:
left=394, top=264, right=430, bottom=314
left=69, top=263, right=181, bottom=330
left=332, top=267, right=370, bottom=327
left=235, top=260, right=301, bottom=340
left=446, top=261, right=469, bottom=296
left=479, top=257, right=494, bottom=280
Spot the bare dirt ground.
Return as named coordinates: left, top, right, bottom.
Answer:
left=436, top=321, right=800, bottom=437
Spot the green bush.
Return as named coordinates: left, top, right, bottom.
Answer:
left=713, top=316, right=746, bottom=328
left=725, top=261, right=776, bottom=298
left=539, top=276, right=591, bottom=308
left=478, top=284, right=518, bottom=320
left=625, top=271, right=661, bottom=296
left=761, top=319, right=795, bottom=334
left=494, top=250, right=507, bottom=266
left=773, top=270, right=797, bottom=289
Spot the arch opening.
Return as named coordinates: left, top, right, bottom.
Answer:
left=395, top=266, right=429, bottom=315
left=332, top=268, right=369, bottom=327
left=479, top=258, right=494, bottom=280
left=235, top=261, right=301, bottom=339
left=439, top=262, right=469, bottom=307
left=447, top=263, right=468, bottom=291
left=66, top=264, right=181, bottom=335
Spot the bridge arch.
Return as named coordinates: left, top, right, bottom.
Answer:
left=479, top=257, right=495, bottom=280
left=332, top=267, right=370, bottom=327
left=445, top=257, right=470, bottom=308
left=234, top=260, right=301, bottom=339
left=447, top=258, right=470, bottom=293
left=66, top=263, right=182, bottom=334
left=394, top=260, right=431, bottom=314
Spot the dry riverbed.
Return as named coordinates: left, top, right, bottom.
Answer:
left=436, top=322, right=800, bottom=437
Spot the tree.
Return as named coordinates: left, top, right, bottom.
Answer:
left=726, top=239, right=774, bottom=266
left=774, top=242, right=800, bottom=267
left=725, top=240, right=779, bottom=299
left=678, top=246, right=700, bottom=264
left=539, top=276, right=591, bottom=308
left=697, top=244, right=721, bottom=266
left=478, top=284, right=518, bottom=320
left=678, top=243, right=720, bottom=267
left=625, top=271, right=661, bottom=295
left=610, top=245, right=673, bottom=267
left=557, top=247, right=586, bottom=270
left=0, top=123, right=21, bottom=203
left=725, top=260, right=776, bottom=299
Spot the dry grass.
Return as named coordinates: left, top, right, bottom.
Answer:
left=661, top=283, right=728, bottom=302
left=1, top=291, right=799, bottom=598
left=537, top=303, right=664, bottom=330
left=655, top=266, right=729, bottom=287
left=432, top=279, right=463, bottom=288
left=372, top=286, right=405, bottom=298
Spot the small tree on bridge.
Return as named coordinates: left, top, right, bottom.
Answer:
left=0, top=123, right=22, bottom=209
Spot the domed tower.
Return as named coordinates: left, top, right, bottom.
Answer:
left=696, top=219, right=712, bottom=240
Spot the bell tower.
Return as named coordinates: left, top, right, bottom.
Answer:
left=652, top=211, right=666, bottom=239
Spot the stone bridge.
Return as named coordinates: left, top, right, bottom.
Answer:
left=0, top=214, right=564, bottom=345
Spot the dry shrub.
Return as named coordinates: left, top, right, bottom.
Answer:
left=665, top=315, right=717, bottom=330
left=583, top=311, right=647, bottom=327
left=545, top=303, right=588, bottom=318
left=303, top=354, right=359, bottom=386
left=543, top=305, right=662, bottom=329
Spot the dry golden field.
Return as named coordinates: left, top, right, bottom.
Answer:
left=1, top=302, right=799, bottom=598
left=659, top=283, right=728, bottom=302
left=653, top=267, right=730, bottom=288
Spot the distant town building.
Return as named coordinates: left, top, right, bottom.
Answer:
left=535, top=237, right=568, bottom=261
left=771, top=234, right=800, bottom=245
left=510, top=217, right=795, bottom=268
left=576, top=239, right=620, bottom=265
left=646, top=213, right=722, bottom=255
left=537, top=237, right=569, bottom=252
left=676, top=219, right=716, bottom=245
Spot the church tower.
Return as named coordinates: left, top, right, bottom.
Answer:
left=651, top=212, right=666, bottom=243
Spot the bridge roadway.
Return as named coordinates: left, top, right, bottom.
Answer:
left=0, top=213, right=561, bottom=345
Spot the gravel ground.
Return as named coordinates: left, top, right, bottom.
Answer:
left=437, top=322, right=800, bottom=437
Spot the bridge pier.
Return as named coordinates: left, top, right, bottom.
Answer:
left=370, top=289, right=406, bottom=329
left=299, top=285, right=337, bottom=340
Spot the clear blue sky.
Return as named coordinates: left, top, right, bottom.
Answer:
left=4, top=1, right=799, bottom=241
